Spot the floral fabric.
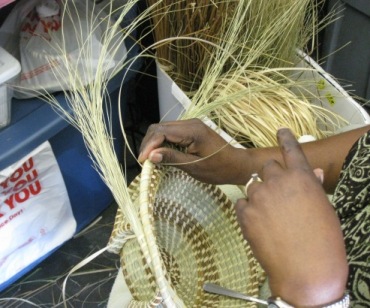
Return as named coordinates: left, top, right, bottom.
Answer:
left=332, top=130, right=370, bottom=307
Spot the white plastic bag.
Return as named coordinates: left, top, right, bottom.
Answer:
left=0, top=0, right=127, bottom=99
left=0, top=0, right=16, bottom=9
left=0, top=141, right=76, bottom=289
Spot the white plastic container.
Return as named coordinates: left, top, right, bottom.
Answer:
left=157, top=52, right=370, bottom=138
left=0, top=47, right=21, bottom=128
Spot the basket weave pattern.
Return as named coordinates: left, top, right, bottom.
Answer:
left=109, top=161, right=264, bottom=307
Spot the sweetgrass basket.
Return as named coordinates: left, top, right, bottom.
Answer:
left=108, top=160, right=264, bottom=307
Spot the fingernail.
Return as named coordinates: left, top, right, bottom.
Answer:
left=138, top=151, right=143, bottom=162
left=313, top=168, right=324, bottom=184
left=149, top=152, right=163, bottom=163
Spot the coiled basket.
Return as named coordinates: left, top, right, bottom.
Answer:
left=108, top=160, right=264, bottom=307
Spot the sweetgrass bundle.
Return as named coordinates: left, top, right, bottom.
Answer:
left=147, top=0, right=321, bottom=92
left=146, top=0, right=233, bottom=92
left=184, top=68, right=346, bottom=147
left=147, top=0, right=347, bottom=147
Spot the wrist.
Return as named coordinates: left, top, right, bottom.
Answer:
left=228, top=147, right=253, bottom=184
left=269, top=276, right=348, bottom=307
left=233, top=146, right=281, bottom=185
left=268, top=293, right=350, bottom=308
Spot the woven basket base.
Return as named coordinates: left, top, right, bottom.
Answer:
left=110, top=165, right=265, bottom=307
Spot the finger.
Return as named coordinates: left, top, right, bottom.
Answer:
left=234, top=198, right=252, bottom=240
left=138, top=120, right=198, bottom=162
left=148, top=147, right=197, bottom=165
left=234, top=198, right=249, bottom=222
left=244, top=173, right=263, bottom=196
left=260, top=159, right=284, bottom=181
left=277, top=128, right=311, bottom=171
left=235, top=197, right=248, bottom=207
left=246, top=160, right=284, bottom=198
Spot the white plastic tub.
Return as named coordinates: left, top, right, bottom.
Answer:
left=0, top=47, right=21, bottom=128
left=157, top=52, right=370, bottom=139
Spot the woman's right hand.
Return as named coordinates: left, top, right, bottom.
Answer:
left=235, top=128, right=349, bottom=306
left=138, top=119, right=248, bottom=184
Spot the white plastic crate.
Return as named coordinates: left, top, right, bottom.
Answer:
left=157, top=52, right=370, bottom=142
left=0, top=47, right=21, bottom=128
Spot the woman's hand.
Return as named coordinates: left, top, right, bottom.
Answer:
left=235, top=128, right=348, bottom=307
left=139, top=118, right=369, bottom=191
left=138, top=119, right=248, bottom=184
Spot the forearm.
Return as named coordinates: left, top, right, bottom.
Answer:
left=232, top=125, right=370, bottom=193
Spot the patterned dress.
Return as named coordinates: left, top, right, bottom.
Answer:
left=332, top=130, right=370, bottom=307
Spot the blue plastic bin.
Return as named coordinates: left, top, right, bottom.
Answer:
left=0, top=69, right=135, bottom=231
left=0, top=1, right=141, bottom=231
left=0, top=3, right=142, bottom=291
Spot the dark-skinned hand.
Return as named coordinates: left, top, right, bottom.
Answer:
left=235, top=128, right=348, bottom=307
